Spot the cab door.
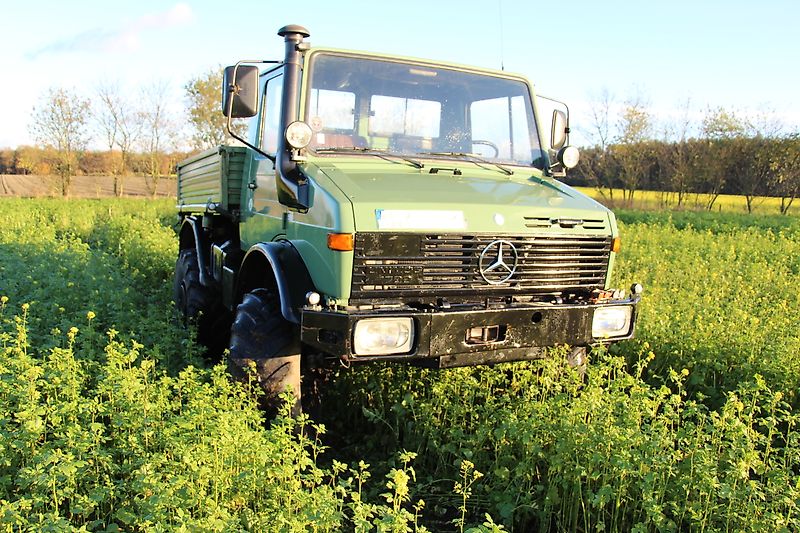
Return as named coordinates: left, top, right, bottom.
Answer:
left=240, top=71, right=286, bottom=247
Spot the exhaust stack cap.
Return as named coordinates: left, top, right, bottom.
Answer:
left=278, top=25, right=310, bottom=39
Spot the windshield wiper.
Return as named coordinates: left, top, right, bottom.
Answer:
left=314, top=147, right=424, bottom=169
left=420, top=152, right=514, bottom=176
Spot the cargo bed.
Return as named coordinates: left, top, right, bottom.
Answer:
left=176, top=145, right=246, bottom=213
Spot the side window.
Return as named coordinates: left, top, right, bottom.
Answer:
left=260, top=75, right=284, bottom=154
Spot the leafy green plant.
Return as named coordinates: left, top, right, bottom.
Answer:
left=0, top=199, right=451, bottom=531
left=2, top=198, right=799, bottom=531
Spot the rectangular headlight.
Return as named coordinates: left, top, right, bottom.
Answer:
left=353, top=317, right=414, bottom=355
left=592, top=306, right=633, bottom=339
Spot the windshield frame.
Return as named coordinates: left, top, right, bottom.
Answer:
left=300, top=49, right=546, bottom=170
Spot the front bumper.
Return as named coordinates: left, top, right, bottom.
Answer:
left=300, top=293, right=640, bottom=368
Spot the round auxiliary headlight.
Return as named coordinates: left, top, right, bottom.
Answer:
left=558, top=145, right=580, bottom=169
left=305, top=291, right=321, bottom=306
left=285, top=121, right=313, bottom=149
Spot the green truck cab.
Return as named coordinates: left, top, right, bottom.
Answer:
left=174, top=25, right=641, bottom=411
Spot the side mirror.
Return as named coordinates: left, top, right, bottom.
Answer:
left=222, top=65, right=259, bottom=118
left=550, top=109, right=568, bottom=150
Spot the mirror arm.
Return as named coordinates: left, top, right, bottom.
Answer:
left=547, top=158, right=566, bottom=175
left=224, top=60, right=283, bottom=162
left=225, top=110, right=275, bottom=163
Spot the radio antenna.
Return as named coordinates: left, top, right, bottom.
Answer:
left=498, top=0, right=506, bottom=71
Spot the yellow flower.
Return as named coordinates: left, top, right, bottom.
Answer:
left=87, top=311, right=96, bottom=321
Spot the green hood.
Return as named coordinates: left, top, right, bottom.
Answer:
left=313, top=159, right=613, bottom=235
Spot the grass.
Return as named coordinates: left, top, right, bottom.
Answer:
left=1, top=198, right=799, bottom=531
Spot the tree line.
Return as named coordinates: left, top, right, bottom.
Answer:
left=13, top=76, right=800, bottom=209
left=0, top=146, right=192, bottom=195
left=569, top=92, right=800, bottom=214
left=8, top=69, right=233, bottom=196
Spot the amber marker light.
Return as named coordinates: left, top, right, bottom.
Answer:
left=327, top=233, right=354, bottom=251
left=611, top=237, right=621, bottom=253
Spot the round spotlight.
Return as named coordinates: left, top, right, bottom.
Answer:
left=285, top=121, right=313, bottom=149
left=306, top=291, right=321, bottom=306
left=557, top=145, right=580, bottom=169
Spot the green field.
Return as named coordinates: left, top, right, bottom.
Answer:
left=575, top=187, right=800, bottom=217
left=1, top=199, right=798, bottom=531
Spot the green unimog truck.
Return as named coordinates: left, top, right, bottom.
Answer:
left=174, top=24, right=641, bottom=411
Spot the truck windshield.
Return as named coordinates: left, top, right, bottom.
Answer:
left=305, top=53, right=545, bottom=168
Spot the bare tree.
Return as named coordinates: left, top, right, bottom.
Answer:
left=745, top=108, right=786, bottom=212
left=29, top=87, right=92, bottom=196
left=771, top=134, right=800, bottom=215
left=140, top=81, right=177, bottom=197
left=749, top=106, right=784, bottom=139
left=577, top=88, right=617, bottom=200
left=736, top=137, right=770, bottom=214
left=96, top=81, right=142, bottom=196
left=612, top=92, right=653, bottom=205
left=657, top=98, right=696, bottom=208
left=699, top=107, right=747, bottom=210
left=585, top=88, right=615, bottom=151
left=96, top=84, right=118, bottom=155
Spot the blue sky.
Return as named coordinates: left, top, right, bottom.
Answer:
left=1, top=0, right=797, bottom=149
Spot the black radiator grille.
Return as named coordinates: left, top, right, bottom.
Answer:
left=351, top=233, right=611, bottom=299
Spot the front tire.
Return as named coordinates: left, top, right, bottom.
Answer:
left=228, top=288, right=302, bottom=416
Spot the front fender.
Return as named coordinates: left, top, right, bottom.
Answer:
left=237, top=241, right=316, bottom=324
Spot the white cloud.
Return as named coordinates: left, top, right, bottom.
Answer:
left=27, top=3, right=195, bottom=58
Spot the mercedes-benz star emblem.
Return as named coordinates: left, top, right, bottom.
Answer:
left=478, top=240, right=519, bottom=285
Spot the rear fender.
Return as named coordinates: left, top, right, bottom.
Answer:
left=178, top=216, right=212, bottom=287
left=237, top=241, right=316, bottom=324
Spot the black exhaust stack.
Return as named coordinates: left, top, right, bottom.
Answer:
left=276, top=24, right=311, bottom=211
